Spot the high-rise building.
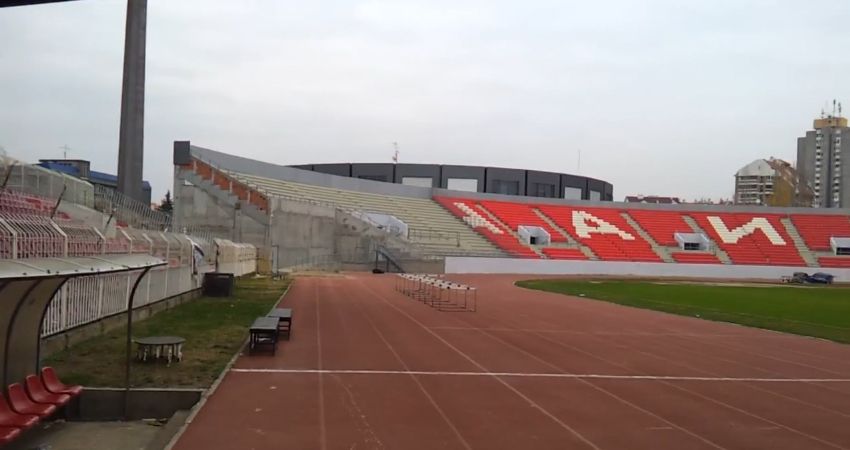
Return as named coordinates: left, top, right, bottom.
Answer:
left=733, top=158, right=809, bottom=207
left=797, top=103, right=849, bottom=208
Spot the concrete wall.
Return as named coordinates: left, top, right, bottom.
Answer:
left=526, top=170, right=561, bottom=198
left=73, top=388, right=202, bottom=421
left=444, top=257, right=850, bottom=282
left=174, top=175, right=267, bottom=244
left=486, top=167, right=526, bottom=196
left=268, top=198, right=426, bottom=270
left=394, top=164, right=441, bottom=187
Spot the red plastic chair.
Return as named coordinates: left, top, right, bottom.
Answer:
left=25, top=376, right=70, bottom=406
left=0, top=394, right=38, bottom=429
left=41, top=367, right=82, bottom=396
left=0, top=425, right=21, bottom=445
left=7, top=384, right=55, bottom=418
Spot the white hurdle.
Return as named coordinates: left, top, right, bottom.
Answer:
left=395, top=274, right=477, bottom=312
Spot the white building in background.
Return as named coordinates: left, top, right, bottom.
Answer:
left=733, top=158, right=806, bottom=207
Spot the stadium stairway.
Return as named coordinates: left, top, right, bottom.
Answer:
left=779, top=217, right=819, bottom=267
left=620, top=212, right=674, bottom=263
left=681, top=215, right=733, bottom=264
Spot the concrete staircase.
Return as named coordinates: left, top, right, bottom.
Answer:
left=682, top=215, right=732, bottom=264
left=780, top=218, right=819, bottom=267
left=533, top=208, right=598, bottom=260
left=475, top=203, right=546, bottom=258
left=621, top=212, right=674, bottom=263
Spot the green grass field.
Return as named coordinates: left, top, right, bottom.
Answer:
left=516, top=279, right=850, bottom=343
left=45, top=276, right=290, bottom=388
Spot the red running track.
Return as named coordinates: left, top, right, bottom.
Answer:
left=172, top=274, right=850, bottom=450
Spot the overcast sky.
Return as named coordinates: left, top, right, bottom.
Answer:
left=1, top=0, right=849, bottom=202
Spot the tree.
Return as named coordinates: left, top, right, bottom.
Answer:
left=157, top=190, right=174, bottom=215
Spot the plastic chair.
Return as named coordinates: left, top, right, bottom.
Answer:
left=0, top=394, right=38, bottom=429
left=25, top=376, right=70, bottom=406
left=0, top=426, right=21, bottom=445
left=7, top=384, right=55, bottom=418
left=41, top=367, right=82, bottom=396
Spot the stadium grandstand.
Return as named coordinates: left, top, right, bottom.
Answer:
left=174, top=142, right=850, bottom=277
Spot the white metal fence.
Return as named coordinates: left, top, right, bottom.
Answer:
left=1, top=155, right=259, bottom=339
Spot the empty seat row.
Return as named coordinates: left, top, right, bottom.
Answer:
left=541, top=248, right=587, bottom=260
left=817, top=256, right=850, bottom=268
left=790, top=215, right=850, bottom=251
left=0, top=367, right=81, bottom=445
left=671, top=252, right=720, bottom=264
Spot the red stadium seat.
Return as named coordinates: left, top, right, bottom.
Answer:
left=537, top=205, right=662, bottom=262
left=627, top=210, right=693, bottom=246
left=790, top=215, right=850, bottom=251
left=0, top=426, right=21, bottom=445
left=7, top=383, right=56, bottom=418
left=817, top=257, right=850, bottom=268
left=434, top=197, right=541, bottom=258
left=478, top=200, right=569, bottom=242
left=671, top=252, right=720, bottom=264
left=690, top=213, right=804, bottom=266
left=25, top=376, right=70, bottom=407
left=434, top=195, right=850, bottom=268
left=41, top=367, right=83, bottom=396
left=0, top=394, right=38, bottom=429
left=541, top=248, right=587, bottom=260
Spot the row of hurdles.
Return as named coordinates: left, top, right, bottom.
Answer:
left=0, top=367, right=82, bottom=445
left=395, top=274, right=477, bottom=312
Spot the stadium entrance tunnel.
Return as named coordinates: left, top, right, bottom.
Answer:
left=833, top=237, right=850, bottom=255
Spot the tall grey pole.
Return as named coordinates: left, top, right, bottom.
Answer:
left=117, top=0, right=147, bottom=203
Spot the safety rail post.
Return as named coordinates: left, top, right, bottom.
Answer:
left=91, top=226, right=107, bottom=254
left=49, top=219, right=69, bottom=257
left=0, top=218, right=17, bottom=259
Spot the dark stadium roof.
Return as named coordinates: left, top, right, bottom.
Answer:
left=0, top=0, right=76, bottom=7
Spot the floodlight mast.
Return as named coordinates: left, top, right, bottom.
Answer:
left=116, top=0, right=147, bottom=203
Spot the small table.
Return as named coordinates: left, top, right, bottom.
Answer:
left=249, top=317, right=279, bottom=355
left=134, top=336, right=185, bottom=365
left=267, top=308, right=293, bottom=339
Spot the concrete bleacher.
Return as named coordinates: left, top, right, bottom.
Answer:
left=227, top=173, right=504, bottom=257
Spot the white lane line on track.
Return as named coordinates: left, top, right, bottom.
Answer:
left=230, top=368, right=850, bottom=383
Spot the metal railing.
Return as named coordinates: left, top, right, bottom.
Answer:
left=1, top=155, right=94, bottom=208
left=94, top=184, right=172, bottom=231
